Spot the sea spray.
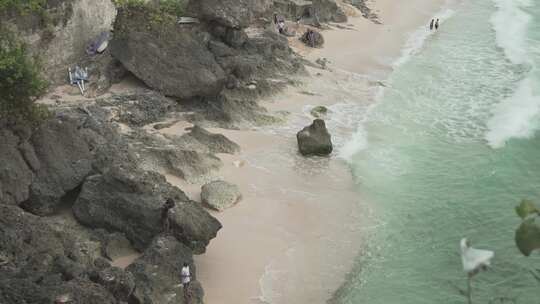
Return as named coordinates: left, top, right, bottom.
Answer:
left=485, top=0, right=540, bottom=148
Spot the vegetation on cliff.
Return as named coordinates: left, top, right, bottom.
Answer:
left=0, top=30, right=48, bottom=124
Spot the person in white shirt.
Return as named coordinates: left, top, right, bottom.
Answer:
left=181, top=262, right=191, bottom=287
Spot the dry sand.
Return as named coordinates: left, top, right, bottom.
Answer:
left=182, top=1, right=449, bottom=304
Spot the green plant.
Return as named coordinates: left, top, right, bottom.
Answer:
left=514, top=199, right=540, bottom=256
left=0, top=30, right=48, bottom=124
left=0, top=0, right=47, bottom=15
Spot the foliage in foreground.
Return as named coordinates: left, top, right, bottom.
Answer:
left=0, top=30, right=48, bottom=125
left=515, top=199, right=540, bottom=256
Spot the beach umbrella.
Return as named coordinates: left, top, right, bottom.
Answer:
left=460, top=238, right=494, bottom=304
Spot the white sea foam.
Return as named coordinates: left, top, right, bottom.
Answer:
left=393, top=7, right=456, bottom=68
left=485, top=77, right=540, bottom=148
left=490, top=0, right=533, bottom=65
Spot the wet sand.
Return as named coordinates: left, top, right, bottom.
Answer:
left=184, top=1, right=449, bottom=303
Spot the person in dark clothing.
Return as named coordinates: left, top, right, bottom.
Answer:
left=430, top=19, right=435, bottom=30
left=161, top=198, right=175, bottom=234
left=435, top=19, right=440, bottom=30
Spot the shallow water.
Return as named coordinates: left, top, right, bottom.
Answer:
left=337, top=0, right=540, bottom=303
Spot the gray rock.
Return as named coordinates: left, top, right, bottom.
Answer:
left=0, top=204, right=115, bottom=304
left=313, top=0, right=348, bottom=23
left=296, top=119, right=333, bottom=156
left=191, top=0, right=272, bottom=28
left=111, top=7, right=227, bottom=99
left=168, top=201, right=223, bottom=254
left=73, top=164, right=221, bottom=253
left=300, top=29, right=325, bottom=48
left=21, top=118, right=93, bottom=216
left=150, top=148, right=223, bottom=183
left=179, top=125, right=240, bottom=155
left=102, top=232, right=133, bottom=261
left=0, top=129, right=33, bottom=205
left=92, top=267, right=135, bottom=302
left=201, top=180, right=242, bottom=211
left=126, top=236, right=199, bottom=304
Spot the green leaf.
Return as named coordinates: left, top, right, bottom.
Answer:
left=515, top=199, right=539, bottom=219
left=515, top=216, right=540, bottom=256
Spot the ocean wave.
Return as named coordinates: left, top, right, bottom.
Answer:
left=490, top=0, right=533, bottom=64
left=485, top=76, right=540, bottom=148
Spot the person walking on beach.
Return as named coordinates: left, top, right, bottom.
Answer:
left=435, top=19, right=440, bottom=30
left=181, top=262, right=192, bottom=303
left=161, top=198, right=175, bottom=234
left=430, top=19, right=435, bottom=30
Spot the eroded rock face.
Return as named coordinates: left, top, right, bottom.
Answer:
left=168, top=200, right=223, bottom=254
left=73, top=164, right=221, bottom=253
left=201, top=180, right=242, bottom=211
left=0, top=129, right=33, bottom=205
left=21, top=118, right=93, bottom=216
left=1, top=0, right=118, bottom=86
left=191, top=0, right=272, bottom=28
left=0, top=204, right=117, bottom=304
left=180, top=125, right=240, bottom=155
left=126, top=236, right=198, bottom=304
left=296, top=119, right=333, bottom=156
left=90, top=267, right=135, bottom=302
left=111, top=7, right=227, bottom=99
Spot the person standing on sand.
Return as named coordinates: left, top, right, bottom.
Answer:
left=435, top=19, right=440, bottom=30
left=161, top=198, right=175, bottom=234
left=182, top=262, right=192, bottom=303
left=430, top=19, right=435, bottom=30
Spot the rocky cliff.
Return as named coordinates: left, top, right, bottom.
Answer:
left=0, top=0, right=350, bottom=303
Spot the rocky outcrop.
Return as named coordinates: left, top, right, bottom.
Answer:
left=21, top=118, right=93, bottom=215
left=201, top=180, right=242, bottom=211
left=191, top=0, right=272, bottom=28
left=170, top=125, right=241, bottom=155
left=72, top=163, right=221, bottom=253
left=312, top=0, right=347, bottom=23
left=0, top=129, right=33, bottom=205
left=0, top=204, right=118, bottom=304
left=126, top=236, right=199, bottom=304
left=111, top=7, right=227, bottom=99
left=297, top=119, right=333, bottom=156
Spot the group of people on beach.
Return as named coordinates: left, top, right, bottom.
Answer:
left=430, top=18, right=440, bottom=30
left=160, top=199, right=192, bottom=296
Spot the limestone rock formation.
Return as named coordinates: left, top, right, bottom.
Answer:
left=201, top=180, right=242, bottom=211
left=296, top=119, right=333, bottom=156
left=111, top=7, right=227, bottom=99
left=191, top=0, right=272, bottom=28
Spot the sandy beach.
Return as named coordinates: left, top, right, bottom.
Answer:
left=169, top=0, right=450, bottom=303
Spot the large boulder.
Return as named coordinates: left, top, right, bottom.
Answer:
left=191, top=0, right=272, bottom=28
left=296, top=119, right=333, bottom=156
left=300, top=29, right=325, bottom=48
left=0, top=129, right=33, bottom=205
left=21, top=118, right=94, bottom=215
left=73, top=164, right=221, bottom=253
left=126, top=236, right=200, bottom=304
left=312, top=0, right=347, bottom=23
left=111, top=7, right=227, bottom=99
left=201, top=180, right=242, bottom=211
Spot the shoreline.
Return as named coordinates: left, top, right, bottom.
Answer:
left=185, top=0, right=450, bottom=303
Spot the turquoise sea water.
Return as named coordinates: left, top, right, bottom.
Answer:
left=338, top=0, right=540, bottom=303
